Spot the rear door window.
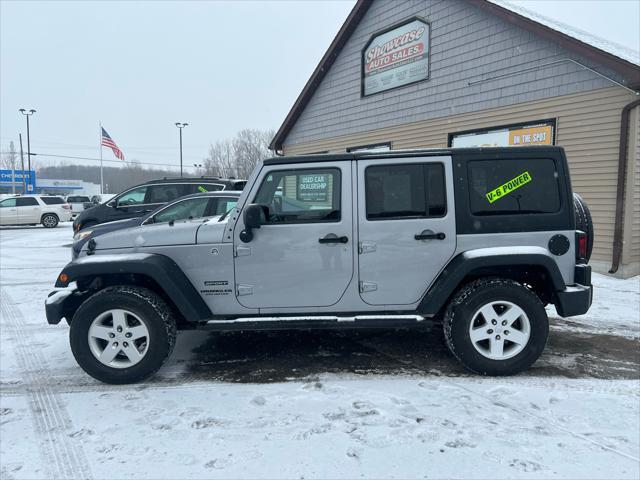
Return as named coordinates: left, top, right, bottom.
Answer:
left=468, top=158, right=560, bottom=215
left=16, top=197, right=39, bottom=206
left=365, top=163, right=446, bottom=220
left=145, top=184, right=187, bottom=204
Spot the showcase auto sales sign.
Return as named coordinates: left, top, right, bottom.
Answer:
left=363, top=18, right=430, bottom=96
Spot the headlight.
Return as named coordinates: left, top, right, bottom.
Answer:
left=73, top=230, right=93, bottom=242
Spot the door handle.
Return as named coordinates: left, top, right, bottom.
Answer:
left=319, top=234, right=349, bottom=244
left=415, top=230, right=446, bottom=241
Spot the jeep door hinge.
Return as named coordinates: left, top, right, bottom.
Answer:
left=359, top=241, right=377, bottom=254
left=359, top=281, right=378, bottom=293
left=235, top=246, right=251, bottom=257
left=236, top=284, right=253, bottom=296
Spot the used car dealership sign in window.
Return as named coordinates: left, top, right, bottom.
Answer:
left=363, top=18, right=430, bottom=96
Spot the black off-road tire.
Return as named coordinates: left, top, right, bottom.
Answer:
left=41, top=213, right=59, bottom=228
left=444, top=278, right=548, bottom=376
left=69, top=286, right=177, bottom=384
left=573, top=193, right=594, bottom=262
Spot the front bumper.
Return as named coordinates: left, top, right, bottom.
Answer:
left=554, top=265, right=593, bottom=317
left=45, top=287, right=88, bottom=325
left=45, top=290, right=74, bottom=325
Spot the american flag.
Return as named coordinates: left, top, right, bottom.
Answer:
left=101, top=127, right=125, bottom=161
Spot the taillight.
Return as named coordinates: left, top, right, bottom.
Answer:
left=576, top=231, right=587, bottom=263
left=62, top=204, right=71, bottom=210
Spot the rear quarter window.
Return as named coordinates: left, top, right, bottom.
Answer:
left=468, top=158, right=560, bottom=216
left=41, top=197, right=65, bottom=205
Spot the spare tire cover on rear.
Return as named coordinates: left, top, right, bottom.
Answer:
left=573, top=193, right=594, bottom=262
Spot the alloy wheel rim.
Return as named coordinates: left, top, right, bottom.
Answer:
left=88, top=309, right=150, bottom=368
left=43, top=215, right=56, bottom=227
left=468, top=301, right=531, bottom=360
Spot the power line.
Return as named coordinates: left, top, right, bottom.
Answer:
left=0, top=151, right=200, bottom=169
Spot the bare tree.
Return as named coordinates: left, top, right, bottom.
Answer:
left=1, top=141, right=18, bottom=170
left=204, top=128, right=274, bottom=179
left=204, top=139, right=235, bottom=178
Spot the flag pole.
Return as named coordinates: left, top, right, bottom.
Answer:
left=99, top=122, right=104, bottom=194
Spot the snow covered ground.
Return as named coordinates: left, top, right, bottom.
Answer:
left=1, top=224, right=639, bottom=479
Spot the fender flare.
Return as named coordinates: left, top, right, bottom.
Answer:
left=55, top=253, right=211, bottom=322
left=417, top=247, right=566, bottom=315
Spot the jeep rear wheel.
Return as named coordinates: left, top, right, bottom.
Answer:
left=444, top=278, right=548, bottom=376
left=69, top=286, right=176, bottom=384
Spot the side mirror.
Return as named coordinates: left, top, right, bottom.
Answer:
left=240, top=203, right=265, bottom=243
left=107, top=200, right=116, bottom=208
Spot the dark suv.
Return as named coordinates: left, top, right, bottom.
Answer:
left=73, top=177, right=245, bottom=231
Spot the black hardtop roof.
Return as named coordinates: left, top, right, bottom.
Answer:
left=263, top=146, right=566, bottom=165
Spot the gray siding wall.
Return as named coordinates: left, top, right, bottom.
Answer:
left=284, top=0, right=628, bottom=147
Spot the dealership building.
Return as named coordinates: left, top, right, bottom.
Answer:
left=271, top=0, right=640, bottom=277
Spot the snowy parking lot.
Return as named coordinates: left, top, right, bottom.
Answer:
left=1, top=224, right=639, bottom=479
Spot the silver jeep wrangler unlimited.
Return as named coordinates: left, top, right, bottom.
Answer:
left=46, top=147, right=593, bottom=384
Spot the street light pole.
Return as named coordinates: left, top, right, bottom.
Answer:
left=175, top=122, right=188, bottom=177
left=19, top=109, right=36, bottom=172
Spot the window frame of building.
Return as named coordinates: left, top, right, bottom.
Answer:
left=347, top=142, right=392, bottom=153
left=448, top=118, right=557, bottom=148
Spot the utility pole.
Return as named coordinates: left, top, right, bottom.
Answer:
left=8, top=141, right=17, bottom=194
left=19, top=134, right=27, bottom=194
left=19, top=109, right=36, bottom=171
left=175, top=122, right=188, bottom=177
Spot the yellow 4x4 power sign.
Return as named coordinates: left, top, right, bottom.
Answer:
left=486, top=171, right=532, bottom=204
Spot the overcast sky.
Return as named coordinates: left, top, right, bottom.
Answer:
left=1, top=0, right=639, bottom=173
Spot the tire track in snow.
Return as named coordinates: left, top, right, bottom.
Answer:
left=453, top=382, right=640, bottom=464
left=0, top=289, right=93, bottom=480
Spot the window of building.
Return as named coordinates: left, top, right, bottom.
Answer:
left=347, top=142, right=391, bottom=153
left=467, top=158, right=560, bottom=215
left=16, top=197, right=39, bottom=207
left=449, top=119, right=556, bottom=148
left=365, top=163, right=446, bottom=220
left=254, top=168, right=341, bottom=224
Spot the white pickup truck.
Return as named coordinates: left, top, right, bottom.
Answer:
left=65, top=195, right=92, bottom=217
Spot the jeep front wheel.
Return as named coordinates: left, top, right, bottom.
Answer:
left=444, top=278, right=548, bottom=376
left=69, top=286, right=176, bottom=384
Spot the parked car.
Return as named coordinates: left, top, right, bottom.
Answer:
left=65, top=195, right=92, bottom=217
left=47, top=146, right=593, bottom=384
left=73, top=177, right=245, bottom=232
left=72, top=191, right=241, bottom=259
left=0, top=195, right=72, bottom=228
